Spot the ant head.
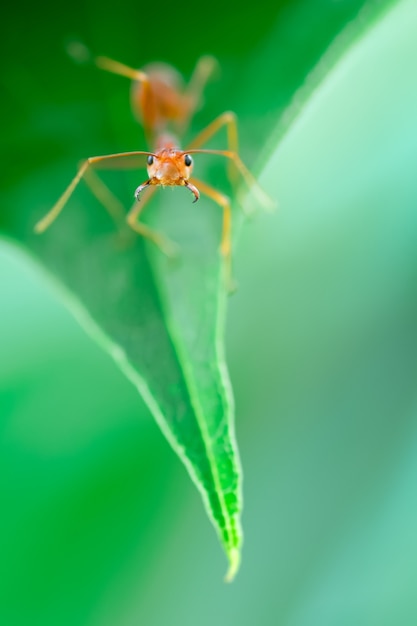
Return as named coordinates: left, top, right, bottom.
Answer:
left=145, top=150, right=194, bottom=184
left=135, top=150, right=199, bottom=202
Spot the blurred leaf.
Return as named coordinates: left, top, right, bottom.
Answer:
left=227, top=0, right=417, bottom=623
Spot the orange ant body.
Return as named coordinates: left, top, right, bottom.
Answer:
left=35, top=53, right=272, bottom=277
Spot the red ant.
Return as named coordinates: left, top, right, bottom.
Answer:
left=35, top=53, right=273, bottom=282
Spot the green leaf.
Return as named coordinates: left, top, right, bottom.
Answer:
left=4, top=98, right=246, bottom=580
left=4, top=179, right=243, bottom=579
left=0, top=0, right=382, bottom=582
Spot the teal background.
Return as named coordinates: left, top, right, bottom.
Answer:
left=2, top=0, right=417, bottom=624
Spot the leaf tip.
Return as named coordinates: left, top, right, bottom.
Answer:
left=224, top=547, right=241, bottom=583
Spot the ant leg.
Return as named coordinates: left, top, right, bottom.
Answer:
left=190, top=177, right=235, bottom=291
left=186, top=111, right=239, bottom=184
left=66, top=44, right=147, bottom=86
left=67, top=49, right=152, bottom=110
left=187, top=148, right=275, bottom=212
left=95, top=56, right=150, bottom=85
left=187, top=111, right=238, bottom=153
left=126, top=189, right=179, bottom=258
left=34, top=151, right=153, bottom=233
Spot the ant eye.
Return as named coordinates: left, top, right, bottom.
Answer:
left=184, top=154, right=193, bottom=167
left=147, top=155, right=154, bottom=166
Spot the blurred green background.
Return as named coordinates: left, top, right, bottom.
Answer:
left=2, top=0, right=417, bottom=624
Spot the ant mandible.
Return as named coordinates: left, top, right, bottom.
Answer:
left=35, top=53, right=273, bottom=281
